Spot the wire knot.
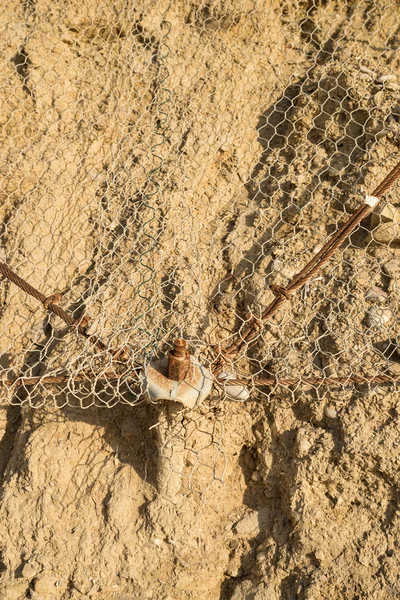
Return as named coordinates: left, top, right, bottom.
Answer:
left=245, top=312, right=263, bottom=330
left=270, top=284, right=291, bottom=301
left=43, top=293, right=62, bottom=310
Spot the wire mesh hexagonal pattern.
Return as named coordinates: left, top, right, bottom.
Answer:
left=0, top=0, right=399, bottom=498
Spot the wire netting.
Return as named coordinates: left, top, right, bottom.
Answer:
left=1, top=0, right=399, bottom=496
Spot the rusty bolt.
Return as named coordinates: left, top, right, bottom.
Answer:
left=168, top=338, right=190, bottom=381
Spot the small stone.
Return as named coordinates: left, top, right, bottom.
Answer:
left=72, top=580, right=91, bottom=594
left=371, top=202, right=400, bottom=227
left=256, top=551, right=268, bottom=562
left=371, top=222, right=400, bottom=244
left=21, top=563, right=37, bottom=579
left=85, top=319, right=99, bottom=336
left=386, top=82, right=400, bottom=91
left=226, top=563, right=244, bottom=578
left=99, top=584, right=120, bottom=592
left=251, top=471, right=261, bottom=482
left=218, top=372, right=250, bottom=401
left=34, top=575, right=58, bottom=594
left=365, top=286, right=387, bottom=303
left=360, top=65, right=376, bottom=76
left=355, top=269, right=372, bottom=287
left=315, top=549, right=325, bottom=563
left=376, top=74, right=397, bottom=83
left=383, top=259, right=400, bottom=279
left=376, top=128, right=391, bottom=139
left=253, top=429, right=263, bottom=441
left=263, top=488, right=275, bottom=499
left=324, top=405, right=337, bottom=419
left=271, top=259, right=295, bottom=278
left=219, top=134, right=234, bottom=152
left=366, top=307, right=392, bottom=328
left=298, top=436, right=312, bottom=455
left=234, top=509, right=268, bottom=536
left=87, top=584, right=99, bottom=597
left=367, top=385, right=387, bottom=398
left=388, top=361, right=400, bottom=376
left=373, top=90, right=385, bottom=106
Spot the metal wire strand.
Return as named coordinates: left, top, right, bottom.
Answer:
left=214, top=160, right=400, bottom=371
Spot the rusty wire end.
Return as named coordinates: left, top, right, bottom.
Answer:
left=168, top=338, right=190, bottom=381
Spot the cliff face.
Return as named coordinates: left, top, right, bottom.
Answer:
left=0, top=1, right=399, bottom=599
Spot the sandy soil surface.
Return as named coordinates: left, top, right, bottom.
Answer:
left=0, top=0, right=399, bottom=599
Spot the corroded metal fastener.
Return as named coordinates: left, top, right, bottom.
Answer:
left=144, top=338, right=213, bottom=408
left=168, top=338, right=190, bottom=381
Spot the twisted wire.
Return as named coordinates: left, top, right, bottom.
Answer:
left=1, top=371, right=397, bottom=391
left=214, top=160, right=400, bottom=370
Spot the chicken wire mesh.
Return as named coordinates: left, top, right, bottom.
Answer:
left=0, top=0, right=400, bottom=497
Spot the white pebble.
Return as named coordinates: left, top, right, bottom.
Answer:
left=366, top=307, right=392, bottom=328
left=254, top=429, right=263, bottom=441
left=251, top=471, right=261, bottom=482
left=256, top=551, right=268, bottom=562
left=298, top=437, right=312, bottom=455
left=21, top=564, right=37, bottom=579
left=85, top=320, right=99, bottom=336
left=324, top=405, right=337, bottom=419
left=217, top=372, right=250, bottom=402
left=376, top=74, right=397, bottom=83
left=365, top=286, right=387, bottom=303
left=226, top=566, right=243, bottom=578
left=383, top=259, right=400, bottom=279
left=234, top=512, right=259, bottom=536
left=371, top=202, right=400, bottom=226
left=234, top=509, right=268, bottom=536
left=359, top=65, right=376, bottom=76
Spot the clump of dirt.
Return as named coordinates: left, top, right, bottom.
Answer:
left=0, top=1, right=399, bottom=599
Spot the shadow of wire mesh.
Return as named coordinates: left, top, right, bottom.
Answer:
left=0, top=0, right=399, bottom=501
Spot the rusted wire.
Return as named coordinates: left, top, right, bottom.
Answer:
left=1, top=370, right=398, bottom=392
left=221, top=373, right=400, bottom=388
left=213, top=160, right=400, bottom=372
left=0, top=261, right=128, bottom=360
left=0, top=160, right=399, bottom=396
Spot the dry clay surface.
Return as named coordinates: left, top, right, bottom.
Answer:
left=0, top=1, right=400, bottom=599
